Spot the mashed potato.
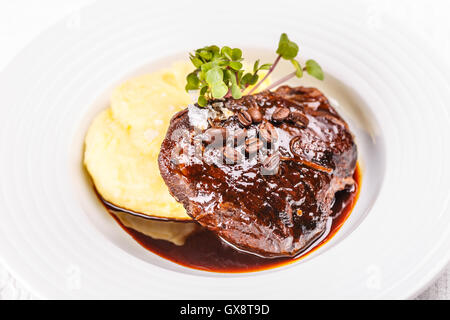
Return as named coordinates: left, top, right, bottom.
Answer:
left=84, top=61, right=271, bottom=223
left=84, top=62, right=193, bottom=220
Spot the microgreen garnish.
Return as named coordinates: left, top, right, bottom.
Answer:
left=186, top=33, right=324, bottom=107
left=305, top=59, right=324, bottom=80
left=184, top=45, right=270, bottom=106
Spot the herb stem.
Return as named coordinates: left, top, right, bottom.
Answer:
left=247, top=55, right=281, bottom=95
left=264, top=71, right=296, bottom=91
left=225, top=87, right=232, bottom=98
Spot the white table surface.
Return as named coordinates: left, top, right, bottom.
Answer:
left=0, top=0, right=449, bottom=300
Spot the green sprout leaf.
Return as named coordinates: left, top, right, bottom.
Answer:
left=241, top=73, right=253, bottom=86
left=200, top=86, right=208, bottom=96
left=207, top=45, right=220, bottom=54
left=253, top=59, right=272, bottom=73
left=231, top=84, right=242, bottom=99
left=211, top=82, right=228, bottom=98
left=250, top=74, right=259, bottom=85
left=198, top=95, right=208, bottom=107
left=229, top=61, right=243, bottom=71
left=276, top=33, right=299, bottom=60
left=190, top=55, right=203, bottom=69
left=291, top=59, right=303, bottom=78
left=253, top=59, right=260, bottom=73
left=205, top=67, right=223, bottom=86
left=231, top=48, right=242, bottom=61
left=201, top=61, right=215, bottom=74
left=259, top=63, right=272, bottom=70
left=199, top=50, right=212, bottom=60
left=305, top=59, right=324, bottom=80
left=185, top=72, right=200, bottom=91
left=221, top=46, right=232, bottom=60
left=225, top=69, right=235, bottom=82
left=227, top=70, right=242, bottom=99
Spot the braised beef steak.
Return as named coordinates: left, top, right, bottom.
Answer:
left=158, top=86, right=357, bottom=257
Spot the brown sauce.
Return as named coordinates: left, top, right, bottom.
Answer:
left=104, top=164, right=360, bottom=273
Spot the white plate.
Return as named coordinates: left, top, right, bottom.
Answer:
left=0, top=0, right=449, bottom=299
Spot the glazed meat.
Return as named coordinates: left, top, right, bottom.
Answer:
left=158, top=86, right=357, bottom=257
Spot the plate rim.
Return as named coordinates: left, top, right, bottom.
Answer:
left=0, top=0, right=449, bottom=299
